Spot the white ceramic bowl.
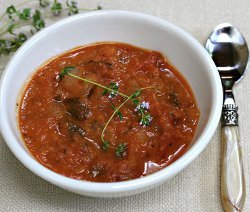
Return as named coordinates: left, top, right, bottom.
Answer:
left=0, top=10, right=223, bottom=197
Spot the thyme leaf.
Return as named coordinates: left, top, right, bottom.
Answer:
left=59, top=66, right=75, bottom=79
left=66, top=0, right=79, bottom=16
left=117, top=110, right=123, bottom=121
left=39, top=0, right=50, bottom=8
left=115, top=143, right=127, bottom=158
left=18, top=8, right=31, bottom=20
left=7, top=24, right=16, bottom=35
left=101, top=140, right=110, bottom=151
left=97, top=5, right=102, bottom=10
left=6, top=5, right=17, bottom=20
left=111, top=104, right=123, bottom=121
left=32, top=9, right=45, bottom=32
left=102, top=82, right=120, bottom=99
left=6, top=5, right=17, bottom=14
left=132, top=89, right=141, bottom=98
left=51, top=0, right=62, bottom=16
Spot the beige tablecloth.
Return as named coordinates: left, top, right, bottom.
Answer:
left=0, top=0, right=250, bottom=211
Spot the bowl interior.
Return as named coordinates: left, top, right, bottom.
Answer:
left=0, top=11, right=222, bottom=196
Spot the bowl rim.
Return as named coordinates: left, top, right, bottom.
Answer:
left=0, top=10, right=223, bottom=196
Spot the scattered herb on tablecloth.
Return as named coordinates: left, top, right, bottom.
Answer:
left=0, top=0, right=102, bottom=56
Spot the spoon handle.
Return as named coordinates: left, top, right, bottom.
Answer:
left=221, top=105, right=246, bottom=212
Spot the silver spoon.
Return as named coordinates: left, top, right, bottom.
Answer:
left=206, top=23, right=249, bottom=211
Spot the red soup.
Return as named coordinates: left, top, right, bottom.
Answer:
left=19, top=43, right=199, bottom=182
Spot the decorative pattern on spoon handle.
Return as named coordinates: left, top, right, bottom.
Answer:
left=221, top=104, right=246, bottom=212
left=222, top=104, right=238, bottom=126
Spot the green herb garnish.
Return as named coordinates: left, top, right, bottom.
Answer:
left=102, top=82, right=120, bottom=98
left=18, top=8, right=31, bottom=20
left=134, top=101, right=153, bottom=127
left=6, top=5, right=17, bottom=20
left=39, top=0, right=50, bottom=8
left=66, top=0, right=79, bottom=16
left=59, top=67, right=154, bottom=155
left=0, top=33, right=27, bottom=55
left=101, top=140, right=110, bottom=151
left=59, top=66, right=75, bottom=79
left=32, top=9, right=45, bottom=32
left=115, top=143, right=127, bottom=158
left=0, top=1, right=102, bottom=57
left=51, top=0, right=62, bottom=16
left=111, top=104, right=123, bottom=121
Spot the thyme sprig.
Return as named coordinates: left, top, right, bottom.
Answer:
left=0, top=1, right=102, bottom=56
left=59, top=67, right=154, bottom=158
left=60, top=67, right=129, bottom=98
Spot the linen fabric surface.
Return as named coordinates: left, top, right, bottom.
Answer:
left=0, top=0, right=250, bottom=211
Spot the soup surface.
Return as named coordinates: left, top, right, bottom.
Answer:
left=19, top=43, right=199, bottom=182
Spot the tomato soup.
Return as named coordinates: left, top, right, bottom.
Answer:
left=19, top=43, right=199, bottom=182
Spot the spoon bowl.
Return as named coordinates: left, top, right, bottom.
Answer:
left=206, top=23, right=249, bottom=90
